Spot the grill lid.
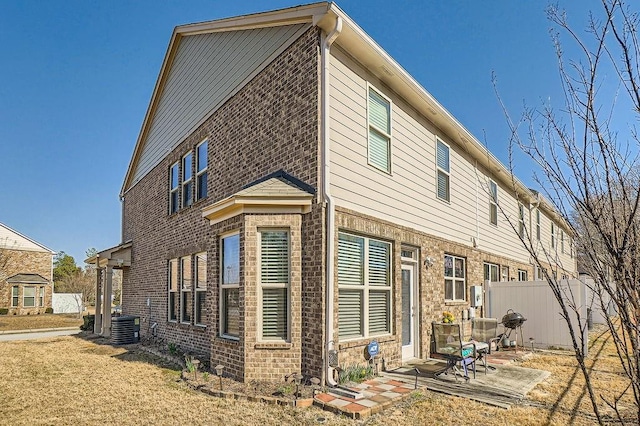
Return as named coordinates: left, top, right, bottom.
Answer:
left=501, top=309, right=527, bottom=328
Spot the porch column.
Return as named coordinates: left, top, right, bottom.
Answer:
left=102, top=265, right=113, bottom=337
left=94, top=266, right=103, bottom=334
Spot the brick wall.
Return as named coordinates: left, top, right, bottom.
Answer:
left=333, top=207, right=534, bottom=372
left=121, top=27, right=321, bottom=378
left=0, top=249, right=53, bottom=315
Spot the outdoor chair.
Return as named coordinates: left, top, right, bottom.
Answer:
left=431, top=322, right=478, bottom=382
left=471, top=317, right=501, bottom=374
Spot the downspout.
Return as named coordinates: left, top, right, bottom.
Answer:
left=321, top=15, right=342, bottom=387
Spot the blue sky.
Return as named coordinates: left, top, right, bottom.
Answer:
left=0, top=0, right=599, bottom=264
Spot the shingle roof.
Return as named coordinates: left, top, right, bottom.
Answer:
left=6, top=273, right=49, bottom=284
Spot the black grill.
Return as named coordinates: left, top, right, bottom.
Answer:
left=501, top=309, right=526, bottom=329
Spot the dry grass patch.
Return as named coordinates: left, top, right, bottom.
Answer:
left=0, top=313, right=82, bottom=331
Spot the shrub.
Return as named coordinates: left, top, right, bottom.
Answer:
left=338, top=363, right=375, bottom=385
left=0, top=308, right=8, bottom=315
left=45, top=307, right=53, bottom=314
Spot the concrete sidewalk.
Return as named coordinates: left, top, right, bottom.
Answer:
left=0, top=326, right=80, bottom=335
left=0, top=327, right=81, bottom=342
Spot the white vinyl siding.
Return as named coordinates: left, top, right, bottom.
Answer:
left=436, top=140, right=450, bottom=202
left=327, top=47, right=534, bottom=265
left=489, top=180, right=498, bottom=226
left=338, top=232, right=392, bottom=339
left=367, top=86, right=391, bottom=173
left=129, top=24, right=308, bottom=187
left=259, top=230, right=290, bottom=341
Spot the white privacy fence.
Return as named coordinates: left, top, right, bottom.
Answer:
left=52, top=293, right=83, bottom=314
left=485, top=279, right=588, bottom=355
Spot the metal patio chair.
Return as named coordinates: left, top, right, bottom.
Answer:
left=471, top=317, right=501, bottom=374
left=431, top=322, right=477, bottom=382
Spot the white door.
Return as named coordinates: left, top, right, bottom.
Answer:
left=401, top=264, right=418, bottom=360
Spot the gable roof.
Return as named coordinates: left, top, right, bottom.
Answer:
left=0, top=222, right=55, bottom=254
left=121, top=2, right=541, bottom=215
left=202, top=170, right=314, bottom=225
left=7, top=273, right=50, bottom=284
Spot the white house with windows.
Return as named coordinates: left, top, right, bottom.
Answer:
left=97, top=2, right=577, bottom=384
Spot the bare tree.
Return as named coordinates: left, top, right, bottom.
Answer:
left=57, top=270, right=95, bottom=317
left=0, top=238, right=15, bottom=283
left=495, top=0, right=640, bottom=423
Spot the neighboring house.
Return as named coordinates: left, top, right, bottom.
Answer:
left=0, top=222, right=54, bottom=315
left=95, top=3, right=576, bottom=383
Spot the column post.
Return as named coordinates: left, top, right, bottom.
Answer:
left=94, top=265, right=103, bottom=334
left=102, top=265, right=113, bottom=337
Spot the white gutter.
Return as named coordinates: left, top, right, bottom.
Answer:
left=321, top=15, right=342, bottom=387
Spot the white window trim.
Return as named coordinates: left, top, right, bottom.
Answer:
left=518, top=203, right=525, bottom=237
left=11, top=286, right=19, bottom=307
left=180, top=256, right=192, bottom=325
left=561, top=230, right=565, bottom=254
left=220, top=232, right=240, bottom=340
left=181, top=152, right=193, bottom=208
left=436, top=138, right=451, bottom=202
left=194, top=252, right=207, bottom=327
left=518, top=269, right=528, bottom=281
left=484, top=262, right=499, bottom=283
left=168, top=259, right=178, bottom=322
left=39, top=286, right=45, bottom=307
left=445, top=254, right=466, bottom=302
left=169, top=162, right=179, bottom=214
left=489, top=180, right=498, bottom=226
left=257, top=228, right=291, bottom=342
left=23, top=286, right=36, bottom=308
left=536, top=209, right=541, bottom=240
left=366, top=83, right=392, bottom=174
left=196, top=139, right=208, bottom=201
left=551, top=222, right=556, bottom=249
left=338, top=232, right=393, bottom=340
left=501, top=265, right=509, bottom=282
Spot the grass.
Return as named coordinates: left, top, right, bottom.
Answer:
left=0, top=324, right=636, bottom=425
left=0, top=313, right=83, bottom=331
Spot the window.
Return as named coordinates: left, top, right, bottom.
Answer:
left=182, top=153, right=193, bottom=208
left=12, top=286, right=18, bottom=307
left=180, top=256, right=192, bottom=323
left=169, top=162, right=179, bottom=214
left=489, top=180, right=498, bottom=226
left=501, top=265, right=509, bottom=282
left=368, top=87, right=391, bottom=172
left=220, top=234, right=240, bottom=338
left=445, top=255, right=466, bottom=301
left=561, top=230, right=565, bottom=253
left=484, top=262, right=499, bottom=283
left=196, top=140, right=208, bottom=201
left=436, top=139, right=450, bottom=201
left=168, top=259, right=179, bottom=321
left=338, top=233, right=392, bottom=339
left=535, top=265, right=544, bottom=280
left=551, top=222, right=556, bottom=248
left=518, top=203, right=525, bottom=237
left=195, top=252, right=207, bottom=326
left=23, top=286, right=35, bottom=307
left=39, top=286, right=45, bottom=307
left=536, top=209, right=541, bottom=240
left=259, top=230, right=290, bottom=341
left=518, top=269, right=528, bottom=281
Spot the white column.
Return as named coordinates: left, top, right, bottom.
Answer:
left=102, top=265, right=113, bottom=337
left=94, top=266, right=103, bottom=334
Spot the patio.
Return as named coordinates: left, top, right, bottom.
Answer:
left=314, top=349, right=550, bottom=418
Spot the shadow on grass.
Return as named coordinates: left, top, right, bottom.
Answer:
left=71, top=332, right=183, bottom=372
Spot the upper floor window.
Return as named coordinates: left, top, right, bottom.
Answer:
left=551, top=222, right=556, bottom=248
left=182, top=153, right=193, bottom=208
left=445, top=255, right=466, bottom=301
left=561, top=230, right=565, bottom=254
left=536, top=209, right=541, bottom=240
left=169, top=162, right=179, bottom=214
left=489, top=180, right=498, bottom=226
left=436, top=139, right=450, bottom=201
left=518, top=203, right=525, bottom=237
left=338, top=232, right=392, bottom=339
left=259, top=230, right=290, bottom=341
left=196, top=140, right=208, bottom=201
left=367, top=86, right=391, bottom=173
left=220, top=233, right=240, bottom=339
